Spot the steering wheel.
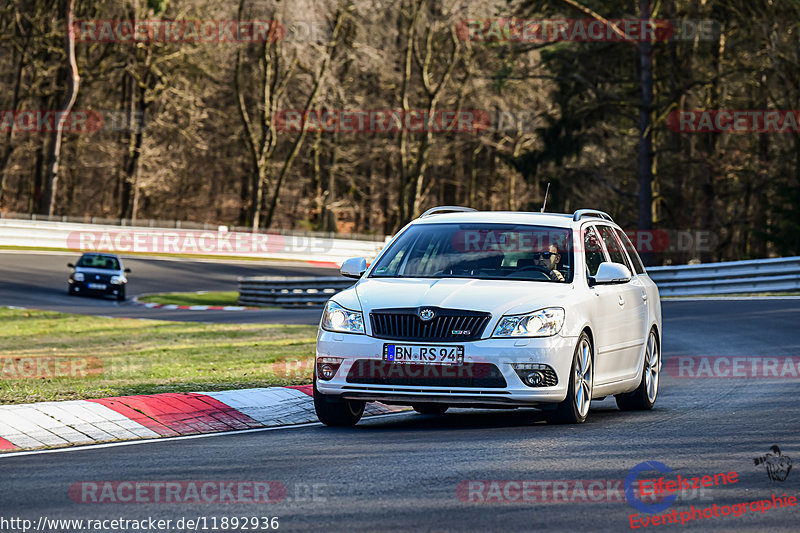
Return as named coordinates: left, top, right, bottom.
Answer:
left=511, top=265, right=553, bottom=280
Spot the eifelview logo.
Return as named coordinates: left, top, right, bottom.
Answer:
left=754, top=446, right=792, bottom=482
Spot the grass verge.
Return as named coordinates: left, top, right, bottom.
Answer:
left=0, top=307, right=316, bottom=404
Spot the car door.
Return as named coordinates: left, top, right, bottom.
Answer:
left=581, top=224, right=624, bottom=386
left=596, top=225, right=648, bottom=381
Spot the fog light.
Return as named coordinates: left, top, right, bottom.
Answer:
left=316, top=357, right=343, bottom=381
left=525, top=371, right=543, bottom=386
left=320, top=364, right=335, bottom=379
left=511, top=362, right=557, bottom=387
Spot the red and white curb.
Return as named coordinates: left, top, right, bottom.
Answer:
left=132, top=299, right=261, bottom=312
left=0, top=386, right=405, bottom=452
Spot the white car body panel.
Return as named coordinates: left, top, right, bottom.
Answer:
left=315, top=210, right=662, bottom=411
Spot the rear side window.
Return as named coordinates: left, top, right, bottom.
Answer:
left=598, top=226, right=631, bottom=271
left=583, top=226, right=606, bottom=277
left=615, top=229, right=646, bottom=274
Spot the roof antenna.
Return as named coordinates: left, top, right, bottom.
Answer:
left=540, top=182, right=551, bottom=213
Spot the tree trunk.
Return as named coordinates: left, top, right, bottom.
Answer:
left=0, top=29, right=26, bottom=207
left=262, top=6, right=344, bottom=228
left=637, top=0, right=654, bottom=264
left=41, top=0, right=79, bottom=217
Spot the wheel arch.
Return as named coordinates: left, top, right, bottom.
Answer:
left=580, top=326, right=595, bottom=355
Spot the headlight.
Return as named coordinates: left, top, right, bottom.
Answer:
left=73, top=272, right=85, bottom=282
left=492, top=307, right=565, bottom=338
left=322, top=301, right=365, bottom=334
left=110, top=276, right=124, bottom=285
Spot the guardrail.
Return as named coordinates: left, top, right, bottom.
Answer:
left=4, top=216, right=797, bottom=300
left=648, top=256, right=800, bottom=296
left=0, top=211, right=387, bottom=242
left=238, top=277, right=356, bottom=307
left=0, top=218, right=387, bottom=264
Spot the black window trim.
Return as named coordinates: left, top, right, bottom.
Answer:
left=595, top=224, right=634, bottom=274
left=613, top=227, right=646, bottom=276
left=580, top=223, right=609, bottom=285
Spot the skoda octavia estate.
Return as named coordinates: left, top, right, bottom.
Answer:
left=314, top=207, right=662, bottom=426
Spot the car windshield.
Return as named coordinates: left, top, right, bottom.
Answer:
left=370, top=223, right=573, bottom=282
left=76, top=254, right=120, bottom=270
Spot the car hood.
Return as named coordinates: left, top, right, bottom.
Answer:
left=353, top=277, right=573, bottom=316
left=74, top=267, right=122, bottom=276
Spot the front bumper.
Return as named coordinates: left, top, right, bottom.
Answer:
left=315, top=330, right=577, bottom=407
left=69, top=280, right=124, bottom=296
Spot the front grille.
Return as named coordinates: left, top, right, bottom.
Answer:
left=346, top=360, right=507, bottom=388
left=369, top=307, right=490, bottom=341
left=84, top=273, right=112, bottom=283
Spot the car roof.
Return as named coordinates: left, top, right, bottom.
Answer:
left=411, top=211, right=588, bottom=229
left=80, top=253, right=121, bottom=259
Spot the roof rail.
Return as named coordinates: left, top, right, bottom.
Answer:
left=419, top=206, right=478, bottom=218
left=573, top=209, right=614, bottom=222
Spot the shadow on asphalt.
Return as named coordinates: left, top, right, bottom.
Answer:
left=349, top=404, right=632, bottom=432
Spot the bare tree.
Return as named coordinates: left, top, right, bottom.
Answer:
left=41, top=0, right=79, bottom=216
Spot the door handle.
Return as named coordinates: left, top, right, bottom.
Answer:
left=618, top=295, right=625, bottom=306
left=641, top=292, right=648, bottom=302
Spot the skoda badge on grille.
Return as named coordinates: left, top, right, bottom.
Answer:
left=418, top=308, right=435, bottom=321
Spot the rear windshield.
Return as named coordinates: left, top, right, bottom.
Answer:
left=77, top=255, right=120, bottom=270
left=370, top=223, right=574, bottom=283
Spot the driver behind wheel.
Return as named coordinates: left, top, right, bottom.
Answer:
left=532, top=244, right=565, bottom=281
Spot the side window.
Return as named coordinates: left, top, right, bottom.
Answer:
left=583, top=226, right=606, bottom=277
left=615, top=229, right=646, bottom=275
left=598, top=226, right=631, bottom=271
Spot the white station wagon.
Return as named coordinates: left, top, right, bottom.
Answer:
left=314, top=207, right=662, bottom=425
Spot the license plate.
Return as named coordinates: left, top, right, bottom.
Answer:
left=87, top=283, right=106, bottom=290
left=383, top=344, right=464, bottom=365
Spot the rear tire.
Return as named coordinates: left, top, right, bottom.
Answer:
left=412, top=404, right=448, bottom=415
left=313, top=375, right=365, bottom=426
left=548, top=332, right=593, bottom=424
left=615, top=329, right=660, bottom=411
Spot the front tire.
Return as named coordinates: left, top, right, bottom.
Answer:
left=313, top=375, right=365, bottom=426
left=615, top=329, right=660, bottom=411
left=412, top=404, right=448, bottom=415
left=548, top=332, right=593, bottom=424
left=116, top=287, right=126, bottom=301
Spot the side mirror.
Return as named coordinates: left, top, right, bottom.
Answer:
left=590, top=262, right=632, bottom=286
left=67, top=263, right=75, bottom=268
left=340, top=257, right=367, bottom=279
left=124, top=268, right=131, bottom=273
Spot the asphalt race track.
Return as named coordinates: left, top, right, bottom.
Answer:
left=1, top=292, right=798, bottom=531
left=0, top=251, right=335, bottom=324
